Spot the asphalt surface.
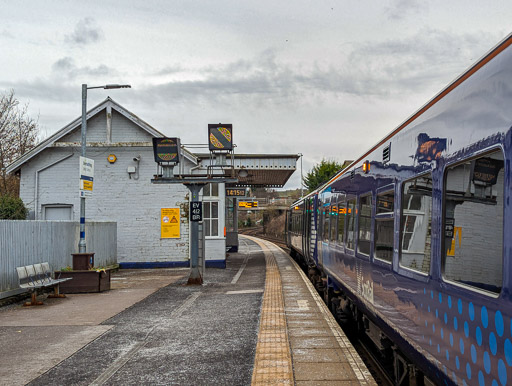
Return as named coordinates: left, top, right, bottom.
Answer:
left=23, top=238, right=265, bottom=386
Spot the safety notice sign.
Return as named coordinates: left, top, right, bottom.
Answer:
left=161, top=208, right=180, bottom=238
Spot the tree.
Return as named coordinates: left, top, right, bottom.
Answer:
left=303, top=159, right=350, bottom=193
left=0, top=90, right=39, bottom=196
left=0, top=195, right=28, bottom=219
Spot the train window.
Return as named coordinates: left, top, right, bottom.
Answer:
left=375, top=190, right=394, bottom=262
left=399, top=173, right=432, bottom=274
left=346, top=198, right=356, bottom=250
left=357, top=194, right=372, bottom=255
left=330, top=203, right=337, bottom=242
left=442, top=150, right=504, bottom=294
left=322, top=205, right=330, bottom=241
left=337, top=196, right=346, bottom=245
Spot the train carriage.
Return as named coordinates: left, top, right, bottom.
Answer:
left=287, top=33, right=512, bottom=385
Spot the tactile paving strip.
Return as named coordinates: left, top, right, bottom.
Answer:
left=251, top=238, right=294, bottom=385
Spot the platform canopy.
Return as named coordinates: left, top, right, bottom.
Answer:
left=195, top=154, right=299, bottom=188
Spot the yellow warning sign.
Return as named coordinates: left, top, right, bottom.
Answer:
left=161, top=208, right=180, bottom=239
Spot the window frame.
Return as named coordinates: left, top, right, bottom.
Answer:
left=374, top=186, right=395, bottom=265
left=356, top=192, right=373, bottom=258
left=397, top=172, right=433, bottom=281
left=345, top=196, right=357, bottom=252
left=440, top=147, right=505, bottom=297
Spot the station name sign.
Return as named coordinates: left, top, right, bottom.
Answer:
left=226, top=188, right=246, bottom=197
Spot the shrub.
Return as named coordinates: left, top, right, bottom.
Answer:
left=0, top=195, right=28, bottom=219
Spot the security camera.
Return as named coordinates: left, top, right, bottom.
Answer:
left=133, top=156, right=141, bottom=162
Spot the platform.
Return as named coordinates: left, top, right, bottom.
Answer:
left=0, top=236, right=375, bottom=385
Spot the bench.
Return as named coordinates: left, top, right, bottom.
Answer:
left=16, top=262, right=72, bottom=306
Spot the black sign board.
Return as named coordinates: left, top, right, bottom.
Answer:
left=208, top=124, right=233, bottom=151
left=226, top=188, right=246, bottom=197
left=472, top=157, right=504, bottom=186
left=190, top=201, right=202, bottom=222
left=152, top=137, right=181, bottom=163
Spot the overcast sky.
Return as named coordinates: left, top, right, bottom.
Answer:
left=1, top=1, right=511, bottom=189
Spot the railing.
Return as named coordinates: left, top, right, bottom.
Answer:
left=0, top=220, right=117, bottom=298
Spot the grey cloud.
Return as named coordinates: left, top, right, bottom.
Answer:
left=384, top=0, right=427, bottom=20
left=52, top=57, right=115, bottom=80
left=135, top=29, right=497, bottom=110
left=154, top=65, right=185, bottom=76
left=65, top=18, right=104, bottom=45
left=1, top=29, right=14, bottom=39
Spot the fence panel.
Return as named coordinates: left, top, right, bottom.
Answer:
left=0, top=220, right=117, bottom=297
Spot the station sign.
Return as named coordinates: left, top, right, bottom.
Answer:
left=152, top=137, right=181, bottom=163
left=190, top=201, right=202, bottom=222
left=208, top=124, right=233, bottom=151
left=239, top=201, right=258, bottom=208
left=79, top=156, right=94, bottom=198
left=226, top=188, right=246, bottom=197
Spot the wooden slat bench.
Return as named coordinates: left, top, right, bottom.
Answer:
left=16, top=262, right=72, bottom=306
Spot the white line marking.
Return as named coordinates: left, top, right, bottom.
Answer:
left=225, top=289, right=264, bottom=295
left=231, top=256, right=249, bottom=284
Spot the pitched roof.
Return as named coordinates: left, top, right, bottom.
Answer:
left=7, top=97, right=197, bottom=173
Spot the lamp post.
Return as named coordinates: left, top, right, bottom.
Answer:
left=298, top=153, right=303, bottom=198
left=79, top=83, right=131, bottom=253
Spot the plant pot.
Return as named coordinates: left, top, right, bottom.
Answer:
left=54, top=268, right=111, bottom=294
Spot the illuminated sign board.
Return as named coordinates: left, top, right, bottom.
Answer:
left=226, top=188, right=246, bottom=197
left=152, top=137, right=181, bottom=163
left=238, top=201, right=258, bottom=208
left=208, top=124, right=233, bottom=151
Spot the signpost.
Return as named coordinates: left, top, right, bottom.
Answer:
left=79, top=156, right=94, bottom=198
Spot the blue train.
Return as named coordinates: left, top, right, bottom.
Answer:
left=286, top=33, right=512, bottom=386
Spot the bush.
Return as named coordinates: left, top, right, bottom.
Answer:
left=0, top=195, right=28, bottom=219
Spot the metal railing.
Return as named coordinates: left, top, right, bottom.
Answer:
left=0, top=220, right=117, bottom=298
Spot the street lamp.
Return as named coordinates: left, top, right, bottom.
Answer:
left=298, top=153, right=303, bottom=198
left=79, top=83, right=131, bottom=253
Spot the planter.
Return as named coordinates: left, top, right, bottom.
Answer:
left=71, top=253, right=95, bottom=270
left=54, top=268, right=111, bottom=294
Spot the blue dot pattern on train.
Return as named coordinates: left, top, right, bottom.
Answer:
left=418, top=288, right=510, bottom=385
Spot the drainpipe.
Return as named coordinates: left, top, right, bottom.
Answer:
left=34, top=152, right=74, bottom=219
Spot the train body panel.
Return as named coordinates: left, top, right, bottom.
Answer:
left=287, top=34, right=512, bottom=385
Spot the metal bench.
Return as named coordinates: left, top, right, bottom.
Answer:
left=16, top=262, right=72, bottom=306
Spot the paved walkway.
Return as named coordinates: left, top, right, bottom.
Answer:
left=0, top=237, right=375, bottom=385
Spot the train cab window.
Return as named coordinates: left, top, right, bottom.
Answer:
left=375, top=190, right=394, bottom=262
left=442, top=150, right=504, bottom=294
left=346, top=198, right=356, bottom=250
left=399, top=173, right=432, bottom=274
left=357, top=194, right=372, bottom=255
left=337, top=196, right=346, bottom=245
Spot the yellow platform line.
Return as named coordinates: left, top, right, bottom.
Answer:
left=249, top=236, right=294, bottom=385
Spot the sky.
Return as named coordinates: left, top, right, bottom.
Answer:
left=1, top=0, right=511, bottom=189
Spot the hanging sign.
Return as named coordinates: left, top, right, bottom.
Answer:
left=161, top=208, right=180, bottom=238
left=152, top=137, right=181, bottom=163
left=226, top=188, right=246, bottom=197
left=79, top=156, right=94, bottom=198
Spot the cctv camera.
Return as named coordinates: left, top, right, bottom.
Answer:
left=133, top=156, right=141, bottom=162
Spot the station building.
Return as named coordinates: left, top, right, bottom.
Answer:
left=7, top=98, right=298, bottom=268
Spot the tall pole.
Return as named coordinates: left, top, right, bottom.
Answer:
left=79, top=84, right=87, bottom=253
left=299, top=153, right=304, bottom=198
left=187, top=183, right=204, bottom=285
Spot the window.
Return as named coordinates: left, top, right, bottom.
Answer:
left=443, top=150, right=504, bottom=294
left=346, top=198, right=356, bottom=250
left=322, top=205, right=330, bottom=241
left=357, top=195, right=372, bottom=255
left=399, top=173, right=432, bottom=274
left=203, top=201, right=219, bottom=236
left=330, top=203, right=337, bottom=242
left=337, top=196, right=346, bottom=245
left=202, top=183, right=219, bottom=197
left=375, top=190, right=394, bottom=262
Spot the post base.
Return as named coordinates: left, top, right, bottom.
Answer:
left=187, top=276, right=203, bottom=285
